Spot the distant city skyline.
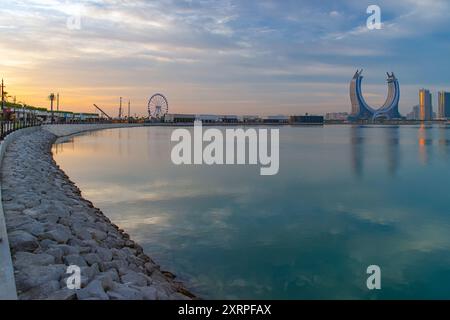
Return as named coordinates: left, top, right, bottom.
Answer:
left=0, top=0, right=449, bottom=116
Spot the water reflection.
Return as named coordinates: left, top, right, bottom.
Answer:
left=350, top=125, right=400, bottom=177
left=438, top=125, right=450, bottom=158
left=350, top=124, right=450, bottom=176
left=385, top=126, right=400, bottom=176
left=52, top=125, right=450, bottom=299
left=418, top=124, right=434, bottom=165
left=53, top=136, right=75, bottom=155
left=350, top=126, right=364, bottom=177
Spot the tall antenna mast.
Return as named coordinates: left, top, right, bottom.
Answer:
left=128, top=100, right=130, bottom=119
left=1, top=79, right=5, bottom=111
left=119, top=97, right=122, bottom=119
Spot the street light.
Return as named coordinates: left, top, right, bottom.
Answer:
left=49, top=93, right=55, bottom=124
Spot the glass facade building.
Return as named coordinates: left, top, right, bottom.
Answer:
left=419, top=89, right=433, bottom=121
left=438, top=91, right=450, bottom=119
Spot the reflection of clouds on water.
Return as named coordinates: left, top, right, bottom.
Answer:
left=53, top=125, right=450, bottom=299
left=106, top=193, right=239, bottom=251
left=83, top=179, right=250, bottom=204
left=115, top=216, right=170, bottom=230
left=335, top=204, right=400, bottom=226
left=334, top=204, right=450, bottom=252
left=327, top=200, right=450, bottom=297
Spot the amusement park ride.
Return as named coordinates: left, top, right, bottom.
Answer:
left=93, top=93, right=169, bottom=122
left=147, top=93, right=169, bottom=120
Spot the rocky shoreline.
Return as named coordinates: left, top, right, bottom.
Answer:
left=1, top=127, right=195, bottom=300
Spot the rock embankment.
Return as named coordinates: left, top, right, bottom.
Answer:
left=1, top=128, right=194, bottom=300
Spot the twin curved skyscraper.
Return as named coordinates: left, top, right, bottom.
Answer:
left=349, top=70, right=402, bottom=121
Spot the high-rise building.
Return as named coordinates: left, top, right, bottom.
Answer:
left=438, top=91, right=450, bottom=119
left=413, top=105, right=420, bottom=120
left=406, top=105, right=420, bottom=120
left=349, top=70, right=401, bottom=121
left=419, top=89, right=433, bottom=121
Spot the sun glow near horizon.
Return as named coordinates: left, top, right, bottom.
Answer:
left=1, top=0, right=449, bottom=116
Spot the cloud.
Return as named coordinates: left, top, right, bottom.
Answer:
left=0, top=0, right=449, bottom=115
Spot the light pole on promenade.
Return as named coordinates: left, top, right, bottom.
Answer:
left=49, top=93, right=55, bottom=124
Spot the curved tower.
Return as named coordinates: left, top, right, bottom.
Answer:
left=349, top=70, right=401, bottom=121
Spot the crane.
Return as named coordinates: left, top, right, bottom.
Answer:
left=93, top=104, right=112, bottom=120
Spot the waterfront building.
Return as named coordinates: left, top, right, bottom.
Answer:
left=220, top=115, right=239, bottom=123
left=164, top=113, right=239, bottom=123
left=164, top=113, right=196, bottom=123
left=413, top=105, right=420, bottom=120
left=72, top=113, right=100, bottom=122
left=419, top=89, right=433, bottom=121
left=196, top=114, right=220, bottom=123
left=325, top=112, right=349, bottom=121
left=406, top=112, right=414, bottom=120
left=239, top=115, right=261, bottom=123
left=406, top=105, right=420, bottom=120
left=262, top=115, right=289, bottom=124
left=290, top=115, right=324, bottom=125
left=438, top=91, right=450, bottom=119
left=349, top=70, right=401, bottom=121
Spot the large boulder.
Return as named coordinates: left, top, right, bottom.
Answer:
left=15, top=264, right=66, bottom=292
left=76, top=280, right=109, bottom=300
left=8, top=230, right=39, bottom=252
left=121, top=271, right=149, bottom=287
left=14, top=252, right=55, bottom=269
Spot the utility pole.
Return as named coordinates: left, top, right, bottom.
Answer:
left=119, top=97, right=122, bottom=119
left=1, top=79, right=5, bottom=111
left=57, top=93, right=60, bottom=111
left=128, top=100, right=130, bottom=119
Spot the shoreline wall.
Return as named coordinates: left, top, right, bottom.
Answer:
left=42, top=123, right=144, bottom=137
left=0, top=124, right=194, bottom=300
left=0, top=126, right=41, bottom=300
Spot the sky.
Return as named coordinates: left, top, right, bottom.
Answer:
left=0, top=0, right=449, bottom=116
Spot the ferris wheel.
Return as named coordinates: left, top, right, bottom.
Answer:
left=148, top=93, right=169, bottom=119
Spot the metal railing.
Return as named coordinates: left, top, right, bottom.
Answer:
left=0, top=118, right=41, bottom=141
left=0, top=116, right=144, bottom=141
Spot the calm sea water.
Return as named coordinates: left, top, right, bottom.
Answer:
left=53, top=125, right=450, bottom=299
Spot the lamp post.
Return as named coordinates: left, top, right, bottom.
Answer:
left=1, top=79, right=5, bottom=112
left=49, top=93, right=55, bottom=124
